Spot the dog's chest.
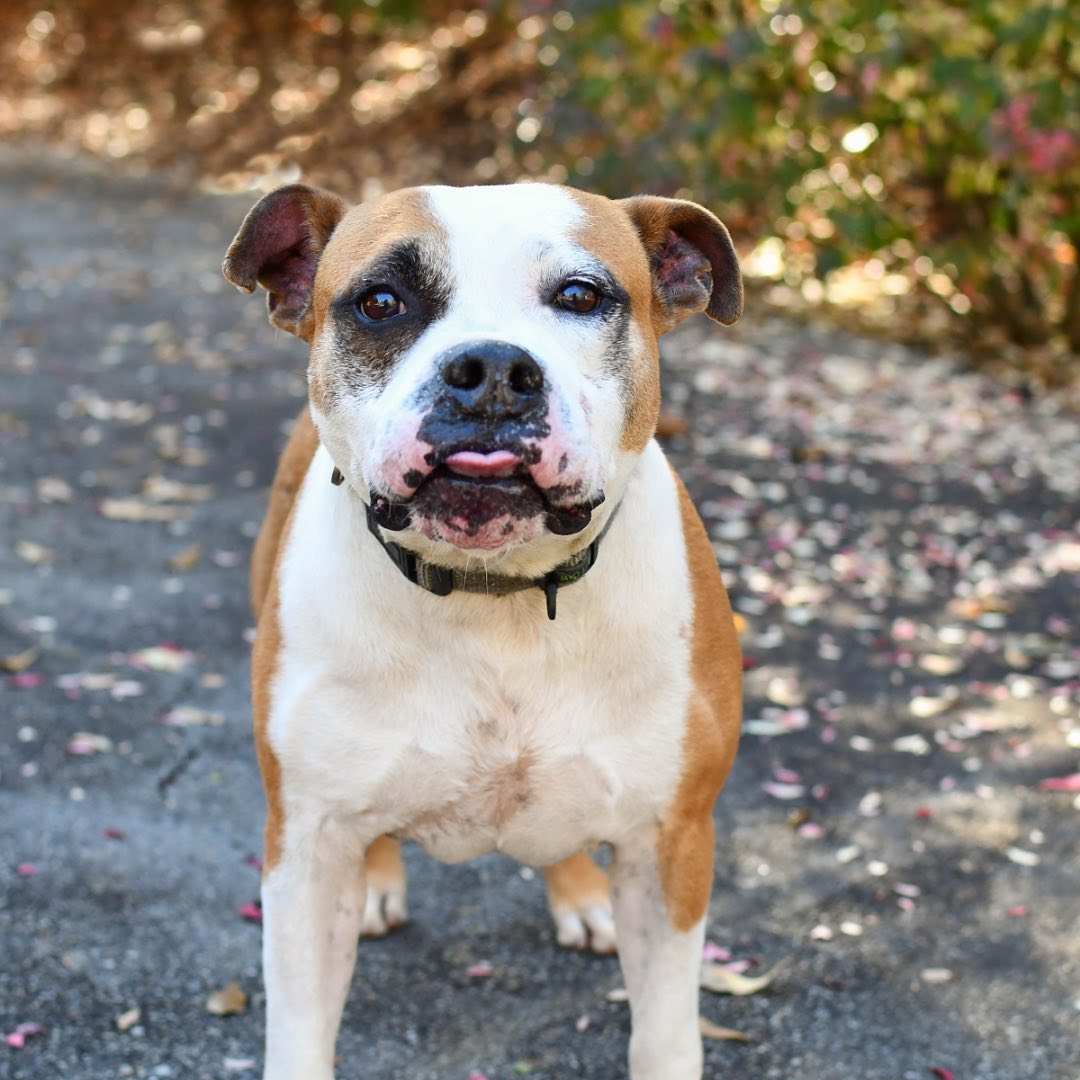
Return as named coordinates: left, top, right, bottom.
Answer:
left=276, top=593, right=690, bottom=866
left=365, top=686, right=626, bottom=864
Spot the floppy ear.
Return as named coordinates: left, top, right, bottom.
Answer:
left=222, top=184, right=351, bottom=340
left=618, top=196, right=743, bottom=330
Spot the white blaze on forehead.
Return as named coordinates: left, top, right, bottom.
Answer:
left=422, top=183, right=589, bottom=319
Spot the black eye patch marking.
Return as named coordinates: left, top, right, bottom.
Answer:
left=330, top=239, right=452, bottom=387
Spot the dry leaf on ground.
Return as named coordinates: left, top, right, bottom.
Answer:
left=699, top=1016, right=754, bottom=1042
left=700, top=957, right=790, bottom=996
left=205, top=982, right=248, bottom=1017
left=115, top=1007, right=140, bottom=1032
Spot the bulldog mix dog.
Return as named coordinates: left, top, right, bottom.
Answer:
left=223, top=181, right=743, bottom=1079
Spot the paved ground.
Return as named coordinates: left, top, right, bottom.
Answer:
left=1, top=146, right=1078, bottom=1080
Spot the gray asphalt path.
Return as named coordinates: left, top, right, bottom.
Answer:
left=1, top=147, right=1078, bottom=1080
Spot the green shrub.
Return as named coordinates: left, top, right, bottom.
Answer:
left=531, top=0, right=1080, bottom=356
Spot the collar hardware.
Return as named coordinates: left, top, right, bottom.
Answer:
left=351, top=466, right=613, bottom=621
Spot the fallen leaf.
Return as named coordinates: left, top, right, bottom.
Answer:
left=918, top=654, right=963, bottom=676
left=162, top=706, right=223, bottom=727
left=116, top=1007, right=141, bottom=1032
left=1038, top=773, right=1080, bottom=792
left=920, top=968, right=953, bottom=984
left=36, top=477, right=73, bottom=503
left=1, top=648, right=39, bottom=673
left=762, top=781, right=806, bottom=800
left=702, top=941, right=732, bottom=962
left=66, top=732, right=114, bottom=756
left=699, top=1016, right=754, bottom=1042
left=1006, top=846, right=1040, bottom=867
left=238, top=902, right=263, bottom=924
left=131, top=645, right=193, bottom=673
left=167, top=544, right=204, bottom=572
left=700, top=957, right=789, bottom=996
left=5, top=1021, right=46, bottom=1048
left=141, top=475, right=215, bottom=503
left=15, top=540, right=53, bottom=566
left=7, top=672, right=44, bottom=689
left=100, top=497, right=190, bottom=522
left=206, top=982, right=248, bottom=1017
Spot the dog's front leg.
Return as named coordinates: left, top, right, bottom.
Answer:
left=610, top=828, right=710, bottom=1080
left=262, top=821, right=365, bottom=1080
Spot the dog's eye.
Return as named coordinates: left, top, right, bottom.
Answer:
left=553, top=281, right=601, bottom=315
left=356, top=287, right=407, bottom=321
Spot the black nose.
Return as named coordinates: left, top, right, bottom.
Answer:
left=438, top=341, right=545, bottom=419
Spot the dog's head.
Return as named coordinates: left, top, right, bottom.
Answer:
left=224, top=183, right=741, bottom=569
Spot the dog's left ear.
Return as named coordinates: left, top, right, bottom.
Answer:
left=618, top=196, right=743, bottom=330
left=223, top=184, right=351, bottom=340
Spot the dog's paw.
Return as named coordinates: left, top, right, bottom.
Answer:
left=544, top=853, right=617, bottom=955
left=551, top=900, right=617, bottom=954
left=360, top=836, right=408, bottom=938
left=360, top=878, right=408, bottom=938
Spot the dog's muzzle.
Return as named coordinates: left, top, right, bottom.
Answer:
left=369, top=340, right=603, bottom=539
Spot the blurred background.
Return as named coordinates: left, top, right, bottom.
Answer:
left=2, top=0, right=1078, bottom=384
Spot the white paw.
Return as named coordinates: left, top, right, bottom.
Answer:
left=552, top=901, right=617, bottom=955
left=360, top=879, right=408, bottom=938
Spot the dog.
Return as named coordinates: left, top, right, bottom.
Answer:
left=223, top=180, right=743, bottom=1079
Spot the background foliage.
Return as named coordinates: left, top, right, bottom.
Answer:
left=529, top=0, right=1080, bottom=370
left=3, top=0, right=1078, bottom=375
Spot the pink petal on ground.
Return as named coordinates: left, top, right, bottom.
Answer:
left=1007, top=905, right=1029, bottom=917
left=468, top=1073, right=491, bottom=1080
left=8, top=673, right=44, bottom=689
left=773, top=766, right=802, bottom=784
left=703, top=940, right=732, bottom=962
left=929, top=1069, right=955, bottom=1080
left=466, top=962, right=494, bottom=978
left=244, top=855, right=263, bottom=872
left=6, top=1022, right=46, bottom=1048
left=763, top=780, right=806, bottom=800
left=1038, top=773, right=1080, bottom=792
left=238, top=903, right=263, bottom=924
left=16, top=863, right=39, bottom=877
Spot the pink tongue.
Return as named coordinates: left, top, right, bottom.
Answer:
left=444, top=450, right=522, bottom=478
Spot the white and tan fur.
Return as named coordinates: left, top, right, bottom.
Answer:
left=225, top=181, right=743, bottom=1079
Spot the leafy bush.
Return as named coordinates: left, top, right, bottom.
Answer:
left=530, top=0, right=1080, bottom=361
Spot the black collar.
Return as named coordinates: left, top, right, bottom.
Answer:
left=334, top=467, right=613, bottom=620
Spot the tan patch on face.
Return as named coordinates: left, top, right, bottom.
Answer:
left=567, top=189, right=662, bottom=454
left=249, top=407, right=320, bottom=875
left=305, top=188, right=449, bottom=412
left=657, top=469, right=743, bottom=930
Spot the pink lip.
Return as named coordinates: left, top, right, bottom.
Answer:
left=443, top=450, right=523, bottom=479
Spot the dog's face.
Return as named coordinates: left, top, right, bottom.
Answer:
left=225, top=183, right=741, bottom=560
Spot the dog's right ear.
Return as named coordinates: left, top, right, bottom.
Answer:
left=223, top=184, right=351, bottom=340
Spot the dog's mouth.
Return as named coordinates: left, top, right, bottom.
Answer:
left=369, top=449, right=603, bottom=541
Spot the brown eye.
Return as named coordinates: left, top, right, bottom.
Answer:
left=357, top=287, right=406, bottom=321
left=553, top=280, right=601, bottom=314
